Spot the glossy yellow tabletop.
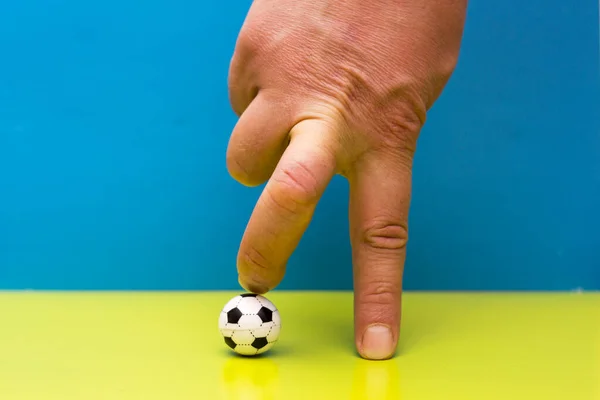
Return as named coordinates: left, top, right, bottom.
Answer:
left=0, top=291, right=598, bottom=399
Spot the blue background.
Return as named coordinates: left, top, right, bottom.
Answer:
left=0, top=0, right=598, bottom=290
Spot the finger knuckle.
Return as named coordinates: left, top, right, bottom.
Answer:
left=361, top=280, right=399, bottom=308
left=267, top=160, right=320, bottom=215
left=228, top=87, right=250, bottom=118
left=227, top=64, right=247, bottom=116
left=235, top=20, right=272, bottom=62
left=362, top=221, right=409, bottom=251
left=366, top=86, right=425, bottom=154
left=382, top=116, right=420, bottom=153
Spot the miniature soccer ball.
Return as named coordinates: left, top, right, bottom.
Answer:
left=218, top=293, right=281, bottom=356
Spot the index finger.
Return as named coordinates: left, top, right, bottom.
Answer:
left=237, top=119, right=338, bottom=293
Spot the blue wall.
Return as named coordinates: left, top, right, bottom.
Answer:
left=0, top=0, right=598, bottom=290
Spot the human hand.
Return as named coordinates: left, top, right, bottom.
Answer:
left=227, top=0, right=467, bottom=359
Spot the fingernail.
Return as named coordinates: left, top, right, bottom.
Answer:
left=361, top=324, right=394, bottom=360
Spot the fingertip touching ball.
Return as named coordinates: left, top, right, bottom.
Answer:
left=219, top=293, right=281, bottom=356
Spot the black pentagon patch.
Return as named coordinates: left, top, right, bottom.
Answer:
left=257, top=306, right=273, bottom=323
left=240, top=293, right=257, bottom=298
left=227, top=307, right=243, bottom=324
left=252, top=337, right=268, bottom=349
left=224, top=336, right=236, bottom=349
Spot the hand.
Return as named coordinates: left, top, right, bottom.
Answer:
left=227, top=0, right=467, bottom=359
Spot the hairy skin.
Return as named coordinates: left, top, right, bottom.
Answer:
left=227, top=0, right=468, bottom=360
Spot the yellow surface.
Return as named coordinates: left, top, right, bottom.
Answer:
left=0, top=291, right=598, bottom=399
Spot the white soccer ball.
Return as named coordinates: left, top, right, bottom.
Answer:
left=218, top=293, right=281, bottom=356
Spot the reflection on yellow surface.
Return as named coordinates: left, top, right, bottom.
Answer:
left=221, top=356, right=279, bottom=400
left=0, top=291, right=597, bottom=399
left=351, top=359, right=400, bottom=400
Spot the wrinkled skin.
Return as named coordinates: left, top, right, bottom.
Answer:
left=227, top=0, right=468, bottom=360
